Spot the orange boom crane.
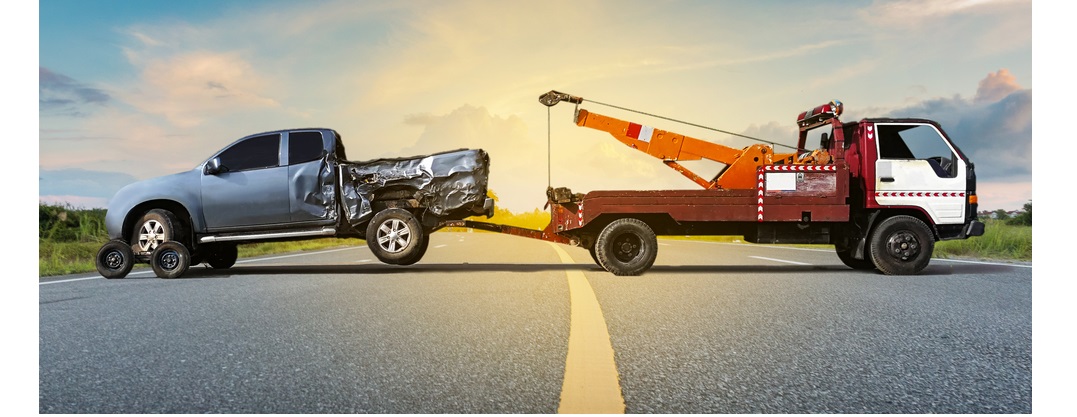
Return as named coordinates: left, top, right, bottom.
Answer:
left=538, top=90, right=836, bottom=190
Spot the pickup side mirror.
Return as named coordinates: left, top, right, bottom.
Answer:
left=204, top=157, right=226, bottom=175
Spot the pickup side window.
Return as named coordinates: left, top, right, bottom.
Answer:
left=288, top=131, right=325, bottom=165
left=218, top=134, right=280, bottom=172
left=876, top=124, right=956, bottom=178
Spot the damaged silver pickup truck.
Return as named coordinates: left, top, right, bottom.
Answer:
left=95, top=128, right=493, bottom=279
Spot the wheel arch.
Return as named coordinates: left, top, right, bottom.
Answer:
left=862, top=208, right=940, bottom=243
left=122, top=200, right=198, bottom=247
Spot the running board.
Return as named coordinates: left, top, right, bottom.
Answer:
left=198, top=227, right=336, bottom=243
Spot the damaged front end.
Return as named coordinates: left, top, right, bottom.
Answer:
left=340, top=149, right=493, bottom=229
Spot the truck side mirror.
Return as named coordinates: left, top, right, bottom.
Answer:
left=204, top=157, right=225, bottom=175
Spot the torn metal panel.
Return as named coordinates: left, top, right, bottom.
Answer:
left=340, top=149, right=490, bottom=224
left=289, top=154, right=338, bottom=221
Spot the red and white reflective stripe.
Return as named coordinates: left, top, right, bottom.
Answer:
left=577, top=202, right=584, bottom=225
left=756, top=167, right=765, bottom=222
left=875, top=192, right=966, bottom=197
left=763, top=165, right=836, bottom=172
left=626, top=123, right=654, bottom=143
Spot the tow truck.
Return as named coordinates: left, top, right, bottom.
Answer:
left=441, top=91, right=984, bottom=275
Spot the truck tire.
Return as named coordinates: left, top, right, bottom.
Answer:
left=594, top=218, right=658, bottom=276
left=869, top=215, right=934, bottom=275
left=366, top=208, right=426, bottom=265
left=206, top=244, right=238, bottom=269
left=150, top=241, right=191, bottom=279
left=836, top=246, right=875, bottom=271
left=588, top=245, right=600, bottom=266
left=96, top=240, right=135, bottom=279
left=131, top=209, right=186, bottom=254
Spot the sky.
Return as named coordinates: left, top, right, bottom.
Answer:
left=37, top=0, right=1032, bottom=213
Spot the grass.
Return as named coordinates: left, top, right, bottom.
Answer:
left=38, top=203, right=1031, bottom=277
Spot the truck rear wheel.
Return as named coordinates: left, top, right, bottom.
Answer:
left=594, top=218, right=658, bottom=276
left=836, top=245, right=875, bottom=271
left=366, top=208, right=427, bottom=265
left=869, top=215, right=934, bottom=275
left=96, top=240, right=135, bottom=279
left=151, top=241, right=191, bottom=279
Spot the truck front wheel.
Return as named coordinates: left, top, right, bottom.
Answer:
left=366, top=208, right=427, bottom=265
left=594, top=218, right=658, bottom=276
left=869, top=215, right=934, bottom=275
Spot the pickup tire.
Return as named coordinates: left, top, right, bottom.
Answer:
left=395, top=236, right=430, bottom=266
left=131, top=209, right=186, bottom=254
left=366, top=208, right=427, bottom=265
left=869, top=215, right=934, bottom=275
left=150, top=241, right=191, bottom=279
left=95, top=240, right=135, bottom=279
left=205, top=244, right=238, bottom=269
left=594, top=218, right=658, bottom=276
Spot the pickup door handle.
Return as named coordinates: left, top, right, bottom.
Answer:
left=880, top=177, right=895, bottom=183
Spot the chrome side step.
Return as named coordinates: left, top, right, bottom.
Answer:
left=199, top=227, right=336, bottom=243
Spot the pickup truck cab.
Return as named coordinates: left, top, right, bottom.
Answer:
left=96, top=128, right=493, bottom=279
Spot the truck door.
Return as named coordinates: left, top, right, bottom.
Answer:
left=201, top=133, right=291, bottom=229
left=873, top=123, right=967, bottom=225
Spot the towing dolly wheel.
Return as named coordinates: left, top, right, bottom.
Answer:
left=594, top=218, right=658, bottom=276
left=869, top=215, right=934, bottom=275
left=150, top=241, right=191, bottom=279
left=366, top=208, right=427, bottom=265
left=206, top=244, right=239, bottom=269
left=95, top=240, right=135, bottom=279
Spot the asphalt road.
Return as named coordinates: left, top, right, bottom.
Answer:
left=39, top=232, right=1032, bottom=413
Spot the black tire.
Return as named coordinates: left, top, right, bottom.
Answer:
left=587, top=244, right=602, bottom=266
left=130, top=209, right=186, bottom=255
left=869, top=215, right=935, bottom=275
left=206, top=244, right=238, bottom=269
left=151, top=241, right=191, bottom=279
left=95, top=240, right=135, bottom=279
left=365, top=208, right=426, bottom=265
left=835, top=245, right=876, bottom=271
left=395, top=235, right=430, bottom=266
left=594, top=218, right=658, bottom=276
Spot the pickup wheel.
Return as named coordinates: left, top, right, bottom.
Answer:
left=206, top=244, right=238, bottom=269
left=150, top=241, right=191, bottom=279
left=366, top=208, right=426, bottom=265
left=594, top=218, right=658, bottom=276
left=869, top=215, right=934, bottom=275
left=95, top=240, right=135, bottom=279
left=395, top=236, right=430, bottom=266
left=131, top=209, right=186, bottom=254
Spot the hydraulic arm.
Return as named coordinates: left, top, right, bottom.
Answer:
left=540, top=90, right=803, bottom=190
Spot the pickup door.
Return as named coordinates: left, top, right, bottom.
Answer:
left=201, top=133, right=291, bottom=229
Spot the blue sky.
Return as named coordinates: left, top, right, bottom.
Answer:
left=36, top=0, right=1033, bottom=211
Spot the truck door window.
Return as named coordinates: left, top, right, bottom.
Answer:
left=877, top=124, right=956, bottom=178
left=218, top=134, right=280, bottom=172
left=288, top=131, right=324, bottom=165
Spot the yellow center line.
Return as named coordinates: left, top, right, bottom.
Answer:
left=547, top=242, right=625, bottom=414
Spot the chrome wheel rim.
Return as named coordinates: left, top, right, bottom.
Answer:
left=376, top=219, right=411, bottom=253
left=138, top=220, right=166, bottom=252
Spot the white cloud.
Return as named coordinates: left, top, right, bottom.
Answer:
left=118, top=51, right=280, bottom=127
